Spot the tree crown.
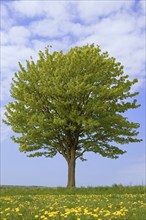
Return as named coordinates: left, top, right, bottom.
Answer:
left=4, top=44, right=142, bottom=161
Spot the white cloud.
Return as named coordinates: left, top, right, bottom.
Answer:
left=1, top=32, right=9, bottom=45
left=1, top=4, right=14, bottom=29
left=1, top=0, right=145, bottom=105
left=32, top=40, right=49, bottom=52
left=49, top=36, right=73, bottom=52
left=30, top=19, right=64, bottom=38
left=1, top=45, right=36, bottom=71
left=43, top=1, right=72, bottom=21
left=136, top=14, right=145, bottom=29
left=32, top=36, right=72, bottom=53
left=11, top=1, right=44, bottom=17
left=11, top=0, right=72, bottom=21
left=1, top=26, right=31, bottom=45
left=140, top=0, right=146, bottom=15
left=9, top=26, right=31, bottom=45
left=1, top=74, right=12, bottom=102
left=76, top=0, right=132, bottom=24
left=1, top=45, right=38, bottom=102
left=69, top=9, right=145, bottom=84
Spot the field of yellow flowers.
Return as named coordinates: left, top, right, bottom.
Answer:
left=0, top=185, right=146, bottom=219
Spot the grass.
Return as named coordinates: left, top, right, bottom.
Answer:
left=0, top=185, right=146, bottom=219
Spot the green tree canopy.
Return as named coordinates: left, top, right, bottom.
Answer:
left=4, top=44, right=142, bottom=187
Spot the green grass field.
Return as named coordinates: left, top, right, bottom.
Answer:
left=0, top=185, right=146, bottom=219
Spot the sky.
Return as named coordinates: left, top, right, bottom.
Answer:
left=0, top=0, right=145, bottom=187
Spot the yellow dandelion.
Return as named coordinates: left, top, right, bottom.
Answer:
left=15, top=207, right=19, bottom=212
left=18, top=213, right=23, bottom=216
left=5, top=208, right=10, bottom=211
left=6, top=213, right=10, bottom=216
left=104, top=212, right=111, bottom=217
left=92, top=214, right=98, bottom=217
left=94, top=207, right=99, bottom=212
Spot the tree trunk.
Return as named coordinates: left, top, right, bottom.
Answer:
left=67, top=148, right=76, bottom=188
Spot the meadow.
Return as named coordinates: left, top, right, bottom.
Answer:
left=0, top=185, right=146, bottom=220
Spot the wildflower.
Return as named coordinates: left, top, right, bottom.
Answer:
left=18, top=213, right=23, bottom=216
left=6, top=213, right=10, bottom=216
left=104, top=212, right=111, bottom=217
left=113, top=210, right=122, bottom=216
left=84, top=208, right=89, bottom=214
left=94, top=207, right=99, bottom=212
left=15, top=207, right=19, bottom=212
left=5, top=208, right=10, bottom=211
left=48, top=211, right=58, bottom=217
left=92, top=213, right=98, bottom=217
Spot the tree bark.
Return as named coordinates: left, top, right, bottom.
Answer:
left=67, top=148, right=76, bottom=188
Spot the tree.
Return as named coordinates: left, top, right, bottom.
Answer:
left=4, top=44, right=142, bottom=187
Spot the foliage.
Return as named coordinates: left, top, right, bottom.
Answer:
left=4, top=44, right=141, bottom=161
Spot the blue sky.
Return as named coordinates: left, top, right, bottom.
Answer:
left=1, top=0, right=145, bottom=187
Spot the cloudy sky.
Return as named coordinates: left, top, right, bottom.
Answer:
left=1, top=0, right=145, bottom=187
